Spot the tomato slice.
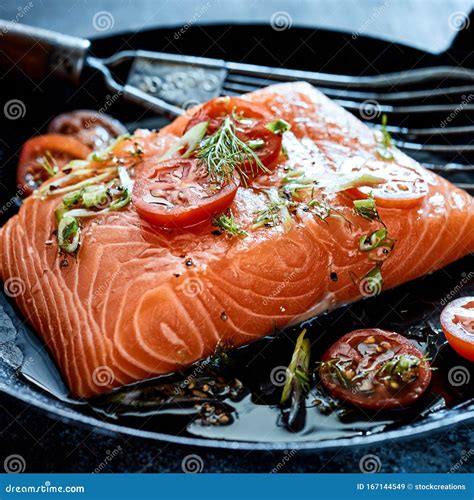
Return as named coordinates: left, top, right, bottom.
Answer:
left=132, top=158, right=238, bottom=228
left=186, top=97, right=271, bottom=134
left=440, top=297, right=474, bottom=361
left=48, top=110, right=128, bottom=150
left=341, top=158, right=428, bottom=209
left=17, top=134, right=91, bottom=196
left=319, top=329, right=432, bottom=409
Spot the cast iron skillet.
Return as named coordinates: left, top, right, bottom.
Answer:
left=0, top=23, right=472, bottom=451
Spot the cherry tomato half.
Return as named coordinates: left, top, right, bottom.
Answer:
left=341, top=158, right=428, bottom=209
left=48, top=110, right=128, bottom=150
left=185, top=96, right=271, bottom=134
left=319, top=329, right=432, bottom=410
left=440, top=297, right=474, bottom=361
left=132, top=158, right=238, bottom=228
left=17, top=134, right=91, bottom=196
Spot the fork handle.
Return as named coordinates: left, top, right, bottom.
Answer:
left=0, top=21, right=90, bottom=84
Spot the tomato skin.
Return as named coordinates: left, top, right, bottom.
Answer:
left=440, top=297, right=474, bottom=361
left=185, top=97, right=271, bottom=134
left=132, top=158, right=238, bottom=229
left=17, top=134, right=91, bottom=196
left=341, top=158, right=428, bottom=209
left=48, top=110, right=128, bottom=150
left=239, top=125, right=282, bottom=175
left=319, top=329, right=431, bottom=410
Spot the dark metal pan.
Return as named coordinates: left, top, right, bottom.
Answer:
left=0, top=23, right=472, bottom=454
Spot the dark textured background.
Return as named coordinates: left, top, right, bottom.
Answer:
left=0, top=0, right=473, bottom=473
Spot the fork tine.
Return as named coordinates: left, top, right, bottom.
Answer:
left=386, top=125, right=474, bottom=137
left=226, top=64, right=474, bottom=89
left=226, top=74, right=474, bottom=103
left=394, top=140, right=474, bottom=154
left=223, top=83, right=474, bottom=116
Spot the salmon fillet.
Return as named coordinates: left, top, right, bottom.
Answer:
left=1, top=82, right=473, bottom=398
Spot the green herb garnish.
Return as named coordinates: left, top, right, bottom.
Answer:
left=265, top=119, right=291, bottom=134
left=40, top=152, right=58, bottom=178
left=376, top=354, right=421, bottom=386
left=375, top=114, right=394, bottom=161
left=57, top=215, right=80, bottom=254
left=281, top=329, right=311, bottom=405
left=213, top=210, right=247, bottom=237
left=359, top=228, right=388, bottom=252
left=353, top=196, right=381, bottom=222
left=160, top=121, right=209, bottom=160
left=196, top=115, right=269, bottom=185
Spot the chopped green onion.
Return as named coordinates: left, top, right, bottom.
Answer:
left=333, top=173, right=385, bottom=192
left=81, top=185, right=109, bottom=208
left=58, top=215, right=80, bottom=253
left=109, top=187, right=131, bottom=211
left=213, top=210, right=247, bottom=237
left=353, top=196, right=381, bottom=222
left=89, top=134, right=130, bottom=162
left=281, top=329, right=311, bottom=405
left=361, top=265, right=383, bottom=296
left=359, top=228, right=388, bottom=252
left=375, top=114, right=394, bottom=161
left=160, top=121, right=209, bottom=160
left=40, top=168, right=117, bottom=196
left=376, top=354, right=421, bottom=385
left=247, top=138, right=265, bottom=150
left=266, top=119, right=291, bottom=134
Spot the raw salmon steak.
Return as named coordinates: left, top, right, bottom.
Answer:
left=1, top=82, right=473, bottom=398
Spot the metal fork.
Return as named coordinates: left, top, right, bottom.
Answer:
left=0, top=21, right=472, bottom=181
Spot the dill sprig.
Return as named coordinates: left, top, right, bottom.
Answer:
left=213, top=210, right=247, bottom=237
left=196, top=115, right=269, bottom=186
